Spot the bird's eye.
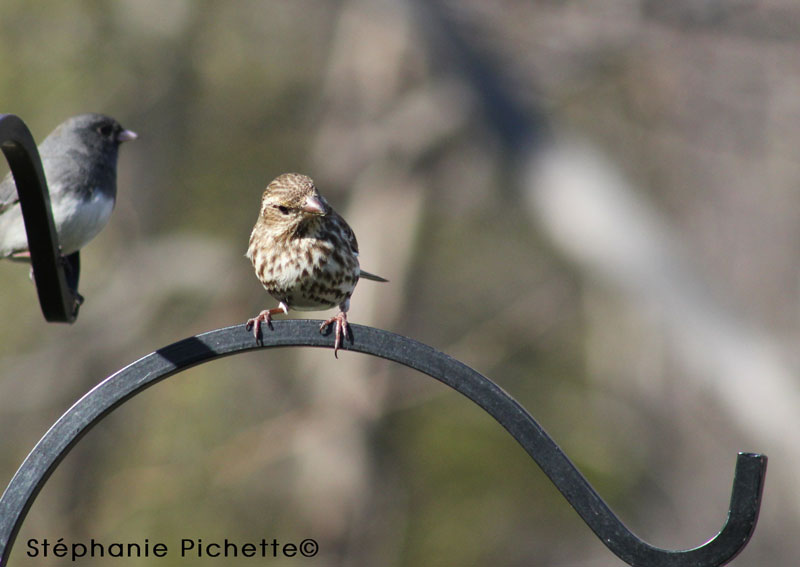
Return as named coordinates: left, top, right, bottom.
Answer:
left=276, top=205, right=290, bottom=214
left=97, top=124, right=114, bottom=138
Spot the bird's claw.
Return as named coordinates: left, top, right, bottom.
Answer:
left=70, top=291, right=84, bottom=317
left=320, top=311, right=350, bottom=358
left=246, top=310, right=274, bottom=342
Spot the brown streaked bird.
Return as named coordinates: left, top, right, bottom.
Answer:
left=245, top=173, right=387, bottom=357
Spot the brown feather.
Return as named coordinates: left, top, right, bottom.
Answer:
left=245, top=173, right=387, bottom=356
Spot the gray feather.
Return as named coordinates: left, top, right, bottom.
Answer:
left=0, top=113, right=136, bottom=257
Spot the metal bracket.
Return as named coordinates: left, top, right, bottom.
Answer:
left=0, top=321, right=766, bottom=566
left=0, top=114, right=80, bottom=322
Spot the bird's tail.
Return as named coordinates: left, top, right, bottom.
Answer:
left=360, top=269, right=388, bottom=282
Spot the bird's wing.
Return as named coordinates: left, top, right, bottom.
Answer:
left=332, top=213, right=389, bottom=282
left=332, top=211, right=360, bottom=256
left=0, top=173, right=20, bottom=214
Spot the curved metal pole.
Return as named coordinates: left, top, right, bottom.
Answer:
left=0, top=114, right=79, bottom=322
left=0, top=321, right=766, bottom=566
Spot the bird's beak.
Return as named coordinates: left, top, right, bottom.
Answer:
left=117, top=129, right=138, bottom=143
left=301, top=195, right=328, bottom=215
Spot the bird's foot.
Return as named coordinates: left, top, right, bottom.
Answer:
left=246, top=303, right=289, bottom=342
left=246, top=310, right=272, bottom=341
left=70, top=291, right=84, bottom=317
left=320, top=311, right=350, bottom=358
left=245, top=309, right=277, bottom=341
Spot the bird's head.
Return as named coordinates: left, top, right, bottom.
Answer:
left=258, top=173, right=331, bottom=232
left=39, top=113, right=137, bottom=174
left=57, top=113, right=137, bottom=153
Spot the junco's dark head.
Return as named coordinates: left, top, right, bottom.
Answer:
left=0, top=113, right=137, bottom=257
left=38, top=113, right=137, bottom=201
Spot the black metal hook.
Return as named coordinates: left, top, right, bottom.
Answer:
left=0, top=321, right=766, bottom=566
left=0, top=114, right=80, bottom=322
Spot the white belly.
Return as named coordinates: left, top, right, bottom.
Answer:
left=51, top=190, right=115, bottom=254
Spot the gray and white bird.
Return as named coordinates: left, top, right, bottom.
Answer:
left=0, top=113, right=137, bottom=259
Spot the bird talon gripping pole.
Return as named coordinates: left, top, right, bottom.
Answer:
left=0, top=114, right=79, bottom=322
left=0, top=322, right=766, bottom=566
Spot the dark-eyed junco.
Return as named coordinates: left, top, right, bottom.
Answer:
left=245, top=173, right=387, bottom=357
left=0, top=113, right=137, bottom=258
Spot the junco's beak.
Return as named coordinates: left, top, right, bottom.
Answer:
left=302, top=195, right=328, bottom=215
left=116, top=129, right=138, bottom=143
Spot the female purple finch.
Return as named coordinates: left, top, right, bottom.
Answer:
left=246, top=173, right=387, bottom=357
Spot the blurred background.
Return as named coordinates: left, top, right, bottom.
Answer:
left=1, top=1, right=799, bottom=565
